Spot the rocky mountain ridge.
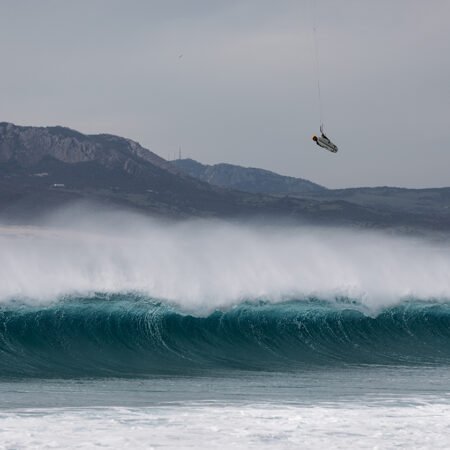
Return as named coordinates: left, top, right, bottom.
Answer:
left=0, top=122, right=177, bottom=174
left=171, top=158, right=325, bottom=195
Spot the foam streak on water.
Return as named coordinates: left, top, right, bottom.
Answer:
left=1, top=369, right=450, bottom=448
left=1, top=401, right=450, bottom=449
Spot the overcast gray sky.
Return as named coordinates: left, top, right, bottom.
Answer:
left=1, top=0, right=449, bottom=188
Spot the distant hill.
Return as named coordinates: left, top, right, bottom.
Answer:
left=171, top=158, right=325, bottom=195
left=0, top=122, right=448, bottom=235
left=171, top=158, right=450, bottom=222
left=0, top=122, right=265, bottom=220
left=306, top=186, right=450, bottom=220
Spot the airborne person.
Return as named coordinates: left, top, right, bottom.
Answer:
left=312, top=126, right=338, bottom=153
left=311, top=2, right=340, bottom=154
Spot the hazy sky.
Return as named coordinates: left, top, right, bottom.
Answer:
left=1, top=0, right=449, bottom=188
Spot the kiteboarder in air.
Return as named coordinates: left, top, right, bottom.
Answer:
left=310, top=5, right=339, bottom=154
left=312, top=125, right=338, bottom=153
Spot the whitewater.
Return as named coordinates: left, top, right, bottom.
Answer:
left=1, top=209, right=449, bottom=309
left=1, top=209, right=450, bottom=448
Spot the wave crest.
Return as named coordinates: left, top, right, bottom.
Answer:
left=1, top=295, right=450, bottom=377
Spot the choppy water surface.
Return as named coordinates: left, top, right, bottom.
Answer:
left=1, top=368, right=450, bottom=449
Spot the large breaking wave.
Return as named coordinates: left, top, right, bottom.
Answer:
left=1, top=296, right=450, bottom=377
left=0, top=209, right=449, bottom=376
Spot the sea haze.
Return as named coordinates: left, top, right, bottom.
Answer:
left=1, top=208, right=450, bottom=448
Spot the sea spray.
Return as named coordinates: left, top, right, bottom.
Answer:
left=0, top=209, right=449, bottom=310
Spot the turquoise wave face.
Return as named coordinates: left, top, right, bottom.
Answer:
left=1, top=294, right=450, bottom=378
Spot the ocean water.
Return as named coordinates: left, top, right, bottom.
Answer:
left=1, top=214, right=450, bottom=448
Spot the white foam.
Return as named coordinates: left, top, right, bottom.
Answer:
left=1, top=401, right=450, bottom=449
left=0, top=208, right=449, bottom=311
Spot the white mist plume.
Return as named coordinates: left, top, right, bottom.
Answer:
left=0, top=208, right=449, bottom=312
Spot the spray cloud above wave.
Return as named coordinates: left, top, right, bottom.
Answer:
left=0, top=206, right=449, bottom=312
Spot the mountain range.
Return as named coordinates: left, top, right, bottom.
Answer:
left=171, top=158, right=325, bottom=195
left=0, top=122, right=449, bottom=235
left=172, top=158, right=450, bottom=221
